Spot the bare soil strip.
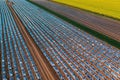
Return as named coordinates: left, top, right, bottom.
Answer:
left=31, top=0, right=120, bottom=42
left=6, top=1, right=60, bottom=80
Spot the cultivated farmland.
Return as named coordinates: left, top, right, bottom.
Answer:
left=1, top=0, right=120, bottom=80
left=53, top=0, right=120, bottom=19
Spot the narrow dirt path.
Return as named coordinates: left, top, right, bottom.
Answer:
left=6, top=1, right=60, bottom=80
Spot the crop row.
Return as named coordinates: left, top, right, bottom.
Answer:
left=10, top=0, right=120, bottom=80
left=53, top=0, right=120, bottom=19
left=0, top=0, right=41, bottom=80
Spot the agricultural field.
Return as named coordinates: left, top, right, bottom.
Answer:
left=53, top=0, right=120, bottom=19
left=1, top=0, right=120, bottom=80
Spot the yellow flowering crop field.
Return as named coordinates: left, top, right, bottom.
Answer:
left=53, top=0, right=120, bottom=19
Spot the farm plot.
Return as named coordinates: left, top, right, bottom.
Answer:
left=9, top=0, right=120, bottom=79
left=0, top=0, right=41, bottom=80
left=53, top=0, right=120, bottom=19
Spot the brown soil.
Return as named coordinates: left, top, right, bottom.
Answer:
left=32, top=0, right=120, bottom=42
left=6, top=1, right=60, bottom=80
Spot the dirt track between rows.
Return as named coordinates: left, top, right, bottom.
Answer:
left=6, top=1, right=59, bottom=80
left=32, top=0, right=120, bottom=42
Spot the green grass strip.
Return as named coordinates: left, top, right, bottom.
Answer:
left=27, top=0, right=120, bottom=49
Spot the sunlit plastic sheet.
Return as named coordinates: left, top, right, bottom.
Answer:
left=8, top=0, right=120, bottom=79
left=0, top=0, right=41, bottom=80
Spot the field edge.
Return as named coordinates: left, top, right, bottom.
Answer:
left=27, top=0, right=120, bottom=49
left=52, top=0, right=120, bottom=21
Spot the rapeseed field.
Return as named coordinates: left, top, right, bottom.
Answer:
left=53, top=0, right=120, bottom=19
